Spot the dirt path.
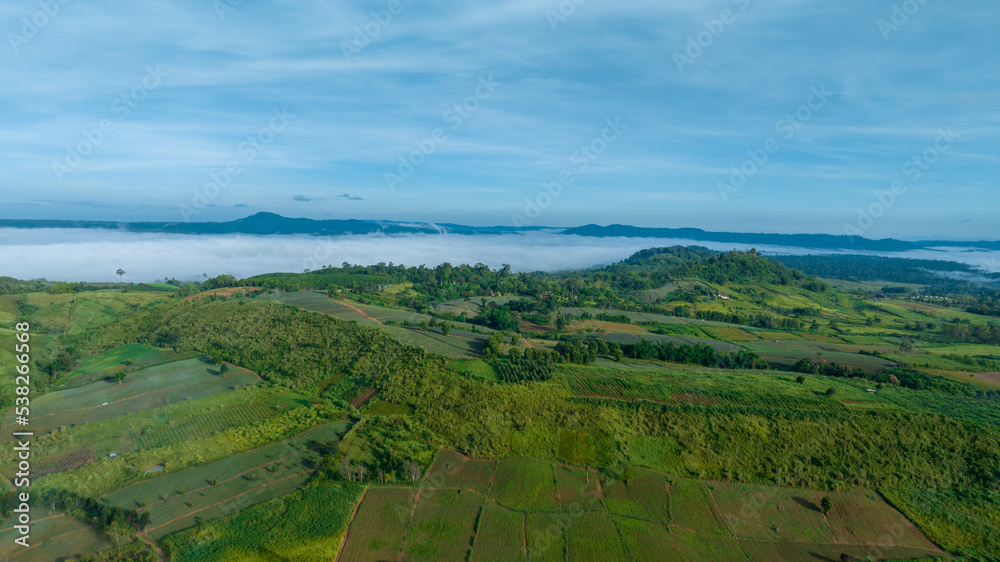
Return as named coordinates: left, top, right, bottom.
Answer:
left=334, top=487, right=370, bottom=562
left=138, top=534, right=166, bottom=562
left=329, top=298, right=383, bottom=324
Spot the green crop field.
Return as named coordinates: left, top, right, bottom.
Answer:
left=616, top=518, right=686, bottom=560
left=10, top=364, right=261, bottom=435
left=602, top=468, right=671, bottom=521
left=0, top=510, right=112, bottom=561
left=670, top=479, right=728, bottom=535
left=564, top=512, right=631, bottom=561
left=103, top=422, right=348, bottom=538
left=338, top=488, right=416, bottom=561
left=61, top=343, right=195, bottom=387
left=471, top=502, right=527, bottom=562
left=491, top=459, right=558, bottom=511
left=407, top=489, right=483, bottom=561
left=560, top=363, right=880, bottom=415
left=162, top=483, right=364, bottom=562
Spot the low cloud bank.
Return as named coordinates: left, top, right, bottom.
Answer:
left=0, top=228, right=997, bottom=283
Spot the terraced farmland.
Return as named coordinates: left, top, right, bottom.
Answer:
left=336, top=449, right=944, bottom=561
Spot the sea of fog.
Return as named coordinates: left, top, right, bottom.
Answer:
left=1, top=228, right=998, bottom=283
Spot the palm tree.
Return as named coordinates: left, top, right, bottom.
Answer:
left=116, top=269, right=125, bottom=283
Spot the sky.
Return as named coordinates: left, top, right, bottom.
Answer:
left=1, top=0, right=998, bottom=238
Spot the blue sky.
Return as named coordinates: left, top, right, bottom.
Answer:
left=1, top=0, right=997, bottom=238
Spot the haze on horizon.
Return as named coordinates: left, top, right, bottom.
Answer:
left=2, top=0, right=997, bottom=238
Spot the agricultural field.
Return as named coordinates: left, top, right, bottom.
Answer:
left=0, top=509, right=113, bottom=561
left=337, top=488, right=417, bottom=561
left=560, top=363, right=881, bottom=415
left=471, top=502, right=527, bottom=562
left=2, top=358, right=261, bottom=435
left=160, top=482, right=364, bottom=562
left=339, top=449, right=945, bottom=561
left=104, top=422, right=348, bottom=539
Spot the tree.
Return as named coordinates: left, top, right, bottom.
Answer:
left=219, top=363, right=230, bottom=375
left=795, top=375, right=805, bottom=384
left=440, top=323, right=452, bottom=336
left=116, top=269, right=125, bottom=283
left=555, top=315, right=568, bottom=330
left=899, top=335, right=914, bottom=355
left=821, top=496, right=832, bottom=514
left=825, top=388, right=836, bottom=397
left=113, top=372, right=127, bottom=384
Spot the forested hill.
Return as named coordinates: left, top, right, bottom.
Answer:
left=2, top=213, right=999, bottom=252
left=603, top=247, right=828, bottom=292
left=0, top=213, right=540, bottom=236
left=561, top=224, right=920, bottom=251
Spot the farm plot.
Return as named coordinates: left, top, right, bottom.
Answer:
left=381, top=325, right=482, bottom=358
left=707, top=481, right=940, bottom=550
left=425, top=449, right=497, bottom=493
left=471, top=502, right=527, bottom=562
left=616, top=518, right=686, bottom=561
left=338, top=488, right=417, bottom=561
left=61, top=343, right=194, bottom=387
left=0, top=510, right=112, bottom=561
left=602, top=468, right=671, bottom=522
left=130, top=393, right=301, bottom=452
left=670, top=479, right=728, bottom=535
left=525, top=512, right=566, bottom=562
left=562, top=366, right=855, bottom=413
left=33, top=358, right=219, bottom=411
left=823, top=490, right=942, bottom=549
left=738, top=539, right=943, bottom=562
left=162, top=483, right=364, bottom=562
left=407, top=489, right=483, bottom=561
left=707, top=481, right=836, bottom=542
left=104, top=422, right=348, bottom=539
left=673, top=529, right=749, bottom=561
left=16, top=365, right=260, bottom=435
left=553, top=464, right=601, bottom=510
left=491, top=459, right=558, bottom=511
left=702, top=326, right=759, bottom=341
left=564, top=512, right=631, bottom=561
